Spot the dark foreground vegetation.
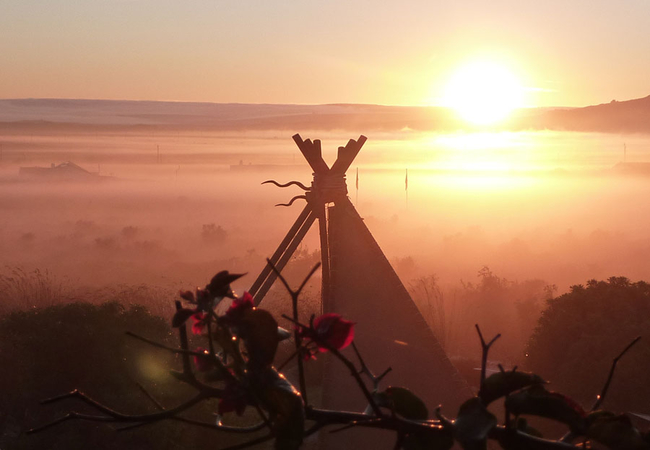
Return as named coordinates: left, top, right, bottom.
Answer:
left=0, top=265, right=645, bottom=450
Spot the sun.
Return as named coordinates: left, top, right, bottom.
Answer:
left=442, top=60, right=524, bottom=125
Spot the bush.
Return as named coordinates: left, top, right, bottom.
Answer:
left=0, top=301, right=245, bottom=450
left=525, top=277, right=650, bottom=413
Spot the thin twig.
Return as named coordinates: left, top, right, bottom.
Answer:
left=592, top=336, right=641, bottom=411
left=475, top=324, right=501, bottom=393
left=277, top=349, right=298, bottom=371
left=116, top=416, right=268, bottom=434
left=297, top=262, right=322, bottom=296
left=561, top=336, right=642, bottom=444
left=351, top=341, right=392, bottom=391
left=281, top=314, right=383, bottom=417
left=135, top=382, right=165, bottom=411
left=266, top=259, right=321, bottom=406
left=125, top=331, right=205, bottom=357
left=175, top=301, right=194, bottom=377
left=28, top=391, right=208, bottom=434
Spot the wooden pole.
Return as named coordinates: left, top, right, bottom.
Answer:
left=318, top=203, right=330, bottom=315
left=249, top=203, right=312, bottom=301
left=252, top=209, right=317, bottom=305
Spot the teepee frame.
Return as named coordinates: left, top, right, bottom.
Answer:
left=249, top=133, right=366, bottom=308
left=250, top=135, right=470, bottom=440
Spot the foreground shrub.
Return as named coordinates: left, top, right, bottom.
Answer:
left=526, top=277, right=650, bottom=414
left=25, top=268, right=650, bottom=450
left=0, top=301, right=245, bottom=450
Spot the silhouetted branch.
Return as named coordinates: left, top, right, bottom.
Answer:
left=135, top=382, right=165, bottom=411
left=277, top=349, right=298, bottom=371
left=475, top=324, right=501, bottom=392
left=116, top=415, right=267, bottom=433
left=282, top=314, right=383, bottom=417
left=28, top=391, right=207, bottom=434
left=351, top=341, right=392, bottom=391
left=267, top=259, right=321, bottom=405
left=592, top=336, right=642, bottom=411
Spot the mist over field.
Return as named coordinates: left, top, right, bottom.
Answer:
left=2, top=117, right=650, bottom=364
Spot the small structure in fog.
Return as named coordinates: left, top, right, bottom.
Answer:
left=19, top=162, right=100, bottom=180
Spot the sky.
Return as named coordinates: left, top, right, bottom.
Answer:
left=1, top=0, right=649, bottom=107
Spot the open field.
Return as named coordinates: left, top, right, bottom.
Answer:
left=3, top=127, right=650, bottom=361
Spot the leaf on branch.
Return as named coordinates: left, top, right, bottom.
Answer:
left=252, top=367, right=304, bottom=450
left=171, top=308, right=196, bottom=328
left=374, top=386, right=429, bottom=421
left=514, top=417, right=543, bottom=438
left=238, top=308, right=280, bottom=369
left=505, top=385, right=587, bottom=434
left=454, top=397, right=497, bottom=448
left=225, top=291, right=255, bottom=320
left=206, top=270, right=246, bottom=300
left=586, top=411, right=650, bottom=450
left=479, top=370, right=547, bottom=405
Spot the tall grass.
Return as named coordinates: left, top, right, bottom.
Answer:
left=0, top=267, right=177, bottom=318
left=0, top=267, right=69, bottom=315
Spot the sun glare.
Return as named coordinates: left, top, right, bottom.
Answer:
left=442, top=60, right=524, bottom=125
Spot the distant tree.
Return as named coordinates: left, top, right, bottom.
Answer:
left=451, top=267, right=549, bottom=362
left=526, top=277, right=650, bottom=413
left=201, top=223, right=228, bottom=244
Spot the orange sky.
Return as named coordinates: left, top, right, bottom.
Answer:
left=1, top=0, right=649, bottom=107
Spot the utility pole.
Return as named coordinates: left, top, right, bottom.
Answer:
left=355, top=167, right=359, bottom=206
left=405, top=168, right=409, bottom=211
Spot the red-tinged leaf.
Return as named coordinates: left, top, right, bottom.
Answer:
left=225, top=291, right=255, bottom=320
left=312, top=313, right=355, bottom=351
left=454, top=396, right=497, bottom=446
left=505, top=385, right=587, bottom=434
left=238, top=308, right=279, bottom=368
left=171, top=308, right=196, bottom=327
left=193, top=347, right=213, bottom=372
left=191, top=312, right=207, bottom=335
left=480, top=370, right=547, bottom=405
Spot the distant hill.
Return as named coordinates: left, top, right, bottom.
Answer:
left=0, top=99, right=459, bottom=132
left=1, top=96, right=649, bottom=133
left=535, top=95, right=650, bottom=133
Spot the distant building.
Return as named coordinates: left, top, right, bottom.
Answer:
left=19, top=162, right=100, bottom=180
